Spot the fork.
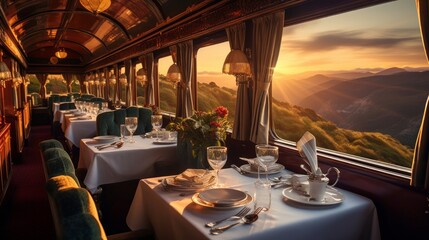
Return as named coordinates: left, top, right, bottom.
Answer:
left=204, top=206, right=250, bottom=228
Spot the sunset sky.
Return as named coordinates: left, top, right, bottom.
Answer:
left=158, top=0, right=428, bottom=91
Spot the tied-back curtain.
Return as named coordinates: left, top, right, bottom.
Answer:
left=250, top=11, right=284, bottom=144
left=125, top=59, right=133, bottom=106
left=413, top=0, right=429, bottom=190
left=77, top=74, right=86, bottom=94
left=417, top=0, right=429, bottom=62
left=142, top=53, right=155, bottom=106
left=226, top=23, right=251, bottom=141
left=411, top=96, right=429, bottom=190
left=176, top=40, right=194, bottom=118
left=62, top=73, right=73, bottom=93
left=35, top=73, right=48, bottom=98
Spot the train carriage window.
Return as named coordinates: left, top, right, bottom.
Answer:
left=158, top=56, right=177, bottom=113
left=272, top=0, right=427, bottom=169
left=196, top=42, right=236, bottom=125
left=46, top=74, right=68, bottom=95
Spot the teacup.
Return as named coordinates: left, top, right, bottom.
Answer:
left=291, top=174, right=309, bottom=194
left=308, top=167, right=340, bottom=201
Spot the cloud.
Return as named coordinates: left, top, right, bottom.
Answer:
left=284, top=29, right=420, bottom=52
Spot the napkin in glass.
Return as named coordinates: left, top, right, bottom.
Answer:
left=296, top=131, right=318, bottom=174
left=173, top=169, right=215, bottom=187
left=239, top=157, right=277, bottom=171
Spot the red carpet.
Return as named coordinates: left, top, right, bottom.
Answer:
left=0, top=125, right=56, bottom=240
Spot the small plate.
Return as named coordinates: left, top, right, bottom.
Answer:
left=93, top=136, right=117, bottom=144
left=240, top=163, right=285, bottom=175
left=192, top=192, right=252, bottom=209
left=199, top=188, right=247, bottom=206
left=153, top=139, right=176, bottom=145
left=282, top=187, right=344, bottom=205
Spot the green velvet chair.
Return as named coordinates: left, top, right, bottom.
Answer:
left=60, top=95, right=71, bottom=102
left=39, top=139, right=64, bottom=153
left=59, top=102, right=76, bottom=110
left=96, top=107, right=153, bottom=136
left=80, top=94, right=95, bottom=100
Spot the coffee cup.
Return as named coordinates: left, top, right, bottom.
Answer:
left=291, top=174, right=309, bottom=194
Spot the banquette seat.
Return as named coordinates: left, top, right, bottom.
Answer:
left=96, top=107, right=153, bottom=136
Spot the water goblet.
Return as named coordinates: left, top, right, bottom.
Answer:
left=125, top=117, right=138, bottom=143
left=207, top=146, right=227, bottom=188
left=255, top=145, right=279, bottom=181
left=151, top=115, right=163, bottom=141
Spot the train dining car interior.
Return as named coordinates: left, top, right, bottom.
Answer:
left=0, top=0, right=428, bottom=239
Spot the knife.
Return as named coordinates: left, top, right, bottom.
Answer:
left=231, top=164, right=244, bottom=175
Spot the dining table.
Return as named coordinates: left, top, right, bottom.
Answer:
left=62, top=113, right=97, bottom=147
left=78, top=136, right=178, bottom=193
left=126, top=168, right=380, bottom=240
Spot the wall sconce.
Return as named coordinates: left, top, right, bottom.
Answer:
left=222, top=49, right=251, bottom=83
left=0, top=50, right=11, bottom=88
left=109, top=72, right=116, bottom=85
left=119, top=73, right=127, bottom=85
left=13, top=71, right=23, bottom=87
left=136, top=67, right=147, bottom=86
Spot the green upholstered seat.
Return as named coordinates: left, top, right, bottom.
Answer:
left=45, top=156, right=79, bottom=185
left=39, top=139, right=64, bottom=152
left=45, top=175, right=80, bottom=197
left=80, top=94, right=95, bottom=100
left=48, top=94, right=61, bottom=113
left=42, top=148, right=71, bottom=162
left=60, top=95, right=71, bottom=102
left=59, top=102, right=76, bottom=110
left=62, top=213, right=107, bottom=240
left=96, top=107, right=153, bottom=136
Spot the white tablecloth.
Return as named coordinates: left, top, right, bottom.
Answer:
left=78, top=137, right=178, bottom=193
left=126, top=168, right=380, bottom=240
left=62, top=114, right=97, bottom=147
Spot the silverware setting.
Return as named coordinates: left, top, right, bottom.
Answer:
left=205, top=206, right=251, bottom=228
left=209, top=207, right=263, bottom=235
left=231, top=164, right=245, bottom=175
left=96, top=141, right=124, bottom=150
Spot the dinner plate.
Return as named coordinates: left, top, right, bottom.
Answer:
left=163, top=176, right=216, bottom=191
left=93, top=136, right=117, bottom=144
left=75, top=116, right=91, bottom=120
left=240, top=163, right=285, bottom=175
left=282, top=187, right=344, bottom=205
left=153, top=139, right=176, bottom=145
left=192, top=191, right=252, bottom=209
left=198, top=188, right=248, bottom=206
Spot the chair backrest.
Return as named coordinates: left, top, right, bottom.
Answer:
left=59, top=102, right=76, bottom=110
left=59, top=95, right=71, bottom=102
left=96, top=107, right=153, bottom=136
left=48, top=94, right=61, bottom=112
left=80, top=94, right=95, bottom=100
left=31, top=92, right=42, bottom=106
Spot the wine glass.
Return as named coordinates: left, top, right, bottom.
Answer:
left=207, top=146, right=227, bottom=188
left=255, top=145, right=279, bottom=181
left=151, top=115, right=163, bottom=141
left=125, top=117, right=138, bottom=143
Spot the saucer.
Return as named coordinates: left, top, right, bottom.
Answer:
left=240, top=163, right=284, bottom=175
left=282, top=187, right=344, bottom=205
left=192, top=191, right=252, bottom=209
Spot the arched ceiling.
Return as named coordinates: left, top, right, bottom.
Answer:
left=0, top=0, right=210, bottom=68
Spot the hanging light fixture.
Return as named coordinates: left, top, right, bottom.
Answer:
left=136, top=67, right=147, bottom=85
left=119, top=73, right=127, bottom=85
left=80, top=0, right=111, bottom=15
left=0, top=50, right=11, bottom=81
left=166, top=63, right=181, bottom=88
left=222, top=49, right=251, bottom=82
left=55, top=48, right=67, bottom=59
left=50, top=56, right=59, bottom=65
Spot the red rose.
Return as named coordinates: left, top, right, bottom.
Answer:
left=215, top=106, right=228, bottom=118
left=210, top=121, right=221, bottom=128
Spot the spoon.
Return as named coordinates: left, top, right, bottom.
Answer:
left=209, top=207, right=263, bottom=235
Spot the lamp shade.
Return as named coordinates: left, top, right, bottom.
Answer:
left=80, top=0, right=111, bottom=14
left=167, top=63, right=181, bottom=83
left=0, top=62, right=11, bottom=80
left=136, top=68, right=147, bottom=84
left=55, top=49, right=67, bottom=59
left=222, top=49, right=251, bottom=76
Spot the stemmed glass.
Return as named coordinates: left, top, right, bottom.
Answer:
left=207, top=146, right=227, bottom=188
left=151, top=115, right=163, bottom=141
left=255, top=145, right=279, bottom=181
left=125, top=117, right=138, bottom=143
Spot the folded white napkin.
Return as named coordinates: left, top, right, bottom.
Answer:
left=174, top=169, right=215, bottom=186
left=239, top=157, right=277, bottom=171
left=296, top=131, right=318, bottom=174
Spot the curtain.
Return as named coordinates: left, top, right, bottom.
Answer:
left=77, top=74, right=86, bottom=94
left=411, top=96, right=429, bottom=190
left=35, top=73, right=48, bottom=98
left=141, top=53, right=155, bottom=106
left=113, top=64, right=119, bottom=103
left=124, top=59, right=133, bottom=106
left=417, top=0, right=429, bottom=62
left=62, top=73, right=73, bottom=93
left=226, top=22, right=251, bottom=141
left=175, top=40, right=194, bottom=118
left=249, top=12, right=284, bottom=144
